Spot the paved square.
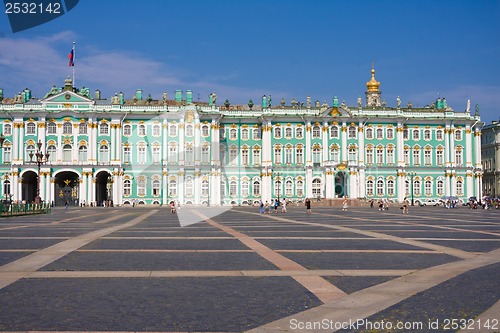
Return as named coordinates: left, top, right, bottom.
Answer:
left=0, top=205, right=499, bottom=332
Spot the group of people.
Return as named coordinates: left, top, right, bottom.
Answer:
left=170, top=201, right=181, bottom=213
left=370, top=199, right=390, bottom=211
left=259, top=198, right=288, bottom=214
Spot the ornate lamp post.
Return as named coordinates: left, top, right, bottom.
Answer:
left=29, top=140, right=50, bottom=205
left=275, top=172, right=282, bottom=202
left=408, top=171, right=416, bottom=206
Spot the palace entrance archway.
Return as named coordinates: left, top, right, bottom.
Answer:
left=95, top=171, right=112, bottom=207
left=21, top=171, right=37, bottom=203
left=54, top=171, right=79, bottom=207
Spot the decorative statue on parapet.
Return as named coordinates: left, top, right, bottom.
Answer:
left=209, top=91, right=217, bottom=107
left=43, top=85, right=60, bottom=99
left=357, top=96, right=362, bottom=108
left=396, top=96, right=401, bottom=108
left=80, top=86, right=91, bottom=99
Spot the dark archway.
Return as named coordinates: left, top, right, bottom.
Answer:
left=95, top=171, right=112, bottom=207
left=21, top=171, right=37, bottom=203
left=335, top=172, right=346, bottom=198
left=54, top=171, right=80, bottom=207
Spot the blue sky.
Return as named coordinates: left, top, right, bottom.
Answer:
left=0, top=0, right=499, bottom=123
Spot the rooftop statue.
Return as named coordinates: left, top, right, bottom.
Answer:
left=43, top=85, right=60, bottom=99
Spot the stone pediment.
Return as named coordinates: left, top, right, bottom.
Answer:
left=41, top=91, right=94, bottom=106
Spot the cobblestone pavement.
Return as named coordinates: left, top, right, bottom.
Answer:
left=0, top=205, right=498, bottom=332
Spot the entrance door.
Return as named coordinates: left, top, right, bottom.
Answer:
left=54, top=171, right=79, bottom=206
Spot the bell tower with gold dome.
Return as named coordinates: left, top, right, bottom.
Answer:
left=365, top=65, right=381, bottom=107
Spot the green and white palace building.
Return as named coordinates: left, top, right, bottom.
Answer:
left=0, top=68, right=484, bottom=206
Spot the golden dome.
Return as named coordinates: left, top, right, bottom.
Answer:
left=366, top=67, right=380, bottom=92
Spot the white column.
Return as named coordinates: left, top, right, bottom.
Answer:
left=57, top=122, right=63, bottom=162
left=45, top=170, right=52, bottom=205
left=14, top=171, right=20, bottom=201
left=450, top=126, right=455, bottom=167
left=73, top=123, right=78, bottom=162
left=474, top=130, right=483, bottom=198
left=12, top=122, right=20, bottom=162
left=325, top=169, right=334, bottom=199
left=113, top=168, right=119, bottom=205
left=465, top=126, right=473, bottom=167
left=110, top=123, right=116, bottom=162
left=194, top=170, right=201, bottom=204
left=179, top=121, right=185, bottom=165
left=397, top=170, right=406, bottom=203
left=178, top=170, right=185, bottom=204
left=39, top=172, right=46, bottom=203
left=358, top=168, right=366, bottom=198
left=396, top=123, right=404, bottom=167
left=305, top=122, right=312, bottom=166
left=50, top=178, right=55, bottom=206
left=306, top=167, right=313, bottom=198
left=358, top=123, right=365, bottom=166
left=466, top=173, right=474, bottom=199
left=349, top=169, right=358, bottom=198
left=341, top=122, right=347, bottom=163
left=322, top=122, right=328, bottom=162
left=194, top=117, right=201, bottom=165
left=81, top=171, right=88, bottom=205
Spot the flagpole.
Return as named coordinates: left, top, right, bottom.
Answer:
left=72, top=42, right=76, bottom=89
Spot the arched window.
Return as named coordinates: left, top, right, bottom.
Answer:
left=312, top=146, right=321, bottom=164
left=185, top=145, right=194, bottom=164
left=47, top=145, right=57, bottom=162
left=242, top=180, right=249, bottom=197
left=296, top=127, right=303, bottom=139
left=296, top=180, right=304, bottom=197
left=123, top=179, right=131, bottom=196
left=78, top=145, right=87, bottom=162
left=186, top=124, right=194, bottom=136
left=425, top=180, right=432, bottom=196
left=348, top=147, right=357, bottom=163
left=152, top=179, right=160, bottom=196
left=63, top=144, right=72, bottom=162
left=366, top=146, right=374, bottom=164
left=455, top=130, right=462, bottom=141
left=274, top=146, right=282, bottom=164
left=348, top=126, right=356, bottom=138
left=201, top=145, right=210, bottom=164
left=229, top=128, right=237, bottom=140
left=414, top=180, right=421, bottom=196
left=138, top=124, right=146, bottom=136
left=285, top=127, right=293, bottom=138
left=3, top=180, right=11, bottom=197
left=79, top=122, right=88, bottom=134
left=366, top=128, right=373, bottom=139
left=99, top=123, right=109, bottom=135
left=274, top=180, right=282, bottom=198
left=376, top=128, right=383, bottom=139
left=98, top=145, right=109, bottom=163
left=169, top=180, right=177, bottom=196
left=3, top=124, right=12, bottom=136
left=377, top=179, right=384, bottom=196
left=26, top=122, right=36, bottom=135
left=312, top=126, right=321, bottom=138
left=285, top=180, right=293, bottom=197
left=436, top=129, right=444, bottom=140
left=185, top=178, right=194, bottom=197
left=253, top=181, right=261, bottom=196
left=241, top=128, right=249, bottom=140
left=274, top=127, right=282, bottom=139
left=412, top=129, right=420, bottom=141
left=202, top=125, right=210, bottom=137
left=169, top=125, right=177, bottom=136
left=229, top=180, right=237, bottom=196
left=285, top=146, right=293, bottom=164
left=387, top=179, right=395, bottom=196
left=137, top=177, right=146, bottom=196
left=47, top=122, right=56, bottom=134
left=169, top=143, right=178, bottom=163
left=456, top=180, right=463, bottom=196
left=386, top=128, right=394, bottom=139
left=201, top=180, right=209, bottom=196
left=330, top=125, right=338, bottom=139
left=26, top=144, right=35, bottom=162
left=296, top=146, right=303, bottom=164
left=152, top=124, right=161, bottom=137
left=437, top=179, right=444, bottom=196
left=63, top=122, right=72, bottom=135
left=366, top=180, right=374, bottom=196
left=312, top=178, right=321, bottom=197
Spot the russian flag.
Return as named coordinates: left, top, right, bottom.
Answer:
left=68, top=48, right=74, bottom=67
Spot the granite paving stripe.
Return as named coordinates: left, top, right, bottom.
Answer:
left=417, top=239, right=500, bottom=253
left=258, top=239, right=425, bottom=251
left=193, top=210, right=347, bottom=304
left=277, top=249, right=437, bottom=254
left=0, top=211, right=154, bottom=290
left=77, top=249, right=254, bottom=253
left=237, top=210, right=477, bottom=259
left=457, top=299, right=500, bottom=333
left=25, top=269, right=415, bottom=278
left=248, top=248, right=500, bottom=333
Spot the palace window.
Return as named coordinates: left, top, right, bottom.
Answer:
left=424, top=129, right=431, bottom=140
left=47, top=122, right=56, bottom=134
left=414, top=180, right=421, bottom=196
left=437, top=179, right=444, bottom=196
left=79, top=122, right=88, bottom=135
left=330, top=146, right=340, bottom=164
left=152, top=146, right=160, bottom=164
left=455, top=130, right=462, bottom=141
left=123, top=179, right=131, bottom=196
left=413, top=149, right=420, bottom=165
left=403, top=149, right=410, bottom=165
left=366, top=128, right=373, bottom=140
left=63, top=144, right=73, bottom=162
left=152, top=124, right=161, bottom=137
left=405, top=180, right=410, bottom=196
left=242, top=147, right=249, bottom=165
left=201, top=125, right=210, bottom=137
left=98, top=145, right=109, bottom=163
left=424, top=149, right=431, bottom=165
left=376, top=128, right=383, bottom=139
left=185, top=146, right=194, bottom=165
left=285, top=127, right=293, bottom=138
left=137, top=178, right=146, bottom=196
left=169, top=125, right=177, bottom=137
left=26, top=144, right=35, bottom=161
left=138, top=146, right=146, bottom=164
left=285, top=146, right=293, bottom=164
left=436, top=149, right=444, bottom=165
left=285, top=180, right=293, bottom=197
left=456, top=180, right=463, bottom=196
left=425, top=180, right=432, bottom=196
left=78, top=145, right=88, bottom=162
left=253, top=180, right=261, bottom=197
left=436, top=129, right=444, bottom=140
left=296, top=146, right=303, bottom=164
left=186, top=124, right=194, bottom=137
left=26, top=122, right=36, bottom=135
left=252, top=147, right=261, bottom=165
left=169, top=144, right=178, bottom=163
left=366, top=147, right=374, bottom=164
left=229, top=180, right=237, bottom=197
left=348, top=126, right=356, bottom=139
left=412, top=129, right=420, bottom=141
left=169, top=180, right=177, bottom=196
left=220, top=179, right=226, bottom=198
left=201, top=180, right=209, bottom=197
left=241, top=128, right=249, bottom=140
left=274, top=146, right=282, bottom=164
left=387, top=147, right=395, bottom=164
left=185, top=178, right=193, bottom=197
left=123, top=146, right=131, bottom=163
left=312, top=146, right=321, bottom=164
left=253, top=128, right=261, bottom=140
left=376, top=147, right=384, bottom=164
left=201, top=145, right=210, bottom=164
left=366, top=180, right=374, bottom=196
left=274, top=126, right=282, bottom=139
left=296, top=180, right=304, bottom=197
left=312, top=178, right=322, bottom=197
left=3, top=124, right=12, bottom=136
left=330, top=125, right=339, bottom=139
left=229, top=128, right=237, bottom=140
left=377, top=179, right=384, bottom=196
left=296, top=127, right=303, bottom=139
left=47, top=145, right=56, bottom=162
left=274, top=180, right=282, bottom=198
left=312, top=126, right=321, bottom=139
left=348, top=148, right=357, bottom=163
left=455, top=148, right=462, bottom=166
left=403, top=129, right=409, bottom=140
left=219, top=126, right=226, bottom=140
left=99, top=123, right=109, bottom=135
left=229, top=146, right=238, bottom=165
left=123, top=124, right=131, bottom=136
left=62, top=122, right=72, bottom=135
left=387, top=179, right=395, bottom=196
left=242, top=181, right=249, bottom=197
left=152, top=179, right=160, bottom=197
left=138, top=124, right=146, bottom=136
left=386, top=128, right=394, bottom=140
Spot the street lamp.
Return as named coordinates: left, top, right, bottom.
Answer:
left=29, top=140, right=50, bottom=205
left=275, top=172, right=282, bottom=202
left=408, top=171, right=416, bottom=206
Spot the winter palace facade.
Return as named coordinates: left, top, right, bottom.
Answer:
left=0, top=68, right=484, bottom=206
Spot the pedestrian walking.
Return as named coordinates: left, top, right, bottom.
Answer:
left=274, top=199, right=279, bottom=214
left=65, top=200, right=69, bottom=210
left=342, top=196, right=348, bottom=211
left=402, top=197, right=409, bottom=214
left=259, top=200, right=264, bottom=214
left=305, top=198, right=311, bottom=214
left=170, top=201, right=176, bottom=213
left=281, top=198, right=287, bottom=213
